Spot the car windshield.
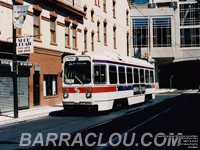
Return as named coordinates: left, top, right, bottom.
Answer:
left=64, top=60, right=91, bottom=84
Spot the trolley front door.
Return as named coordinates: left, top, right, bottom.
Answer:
left=33, top=72, right=40, bottom=106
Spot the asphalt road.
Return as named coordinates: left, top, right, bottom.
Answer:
left=0, top=90, right=199, bottom=150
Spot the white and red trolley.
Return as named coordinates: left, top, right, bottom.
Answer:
left=62, top=53, right=155, bottom=111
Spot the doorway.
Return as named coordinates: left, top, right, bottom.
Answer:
left=33, top=71, right=40, bottom=106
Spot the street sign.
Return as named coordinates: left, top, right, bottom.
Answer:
left=16, top=37, right=33, bottom=55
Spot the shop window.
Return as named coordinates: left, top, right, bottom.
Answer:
left=43, top=75, right=57, bottom=96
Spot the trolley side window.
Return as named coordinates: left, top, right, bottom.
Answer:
left=145, top=70, right=150, bottom=83
left=127, top=67, right=133, bottom=83
left=94, top=65, right=106, bottom=84
left=134, top=68, right=139, bottom=83
left=150, top=70, right=154, bottom=83
left=118, top=67, right=126, bottom=84
left=140, top=69, right=145, bottom=83
left=109, top=66, right=117, bottom=84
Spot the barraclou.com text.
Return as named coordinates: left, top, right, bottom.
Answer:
left=20, top=132, right=182, bottom=147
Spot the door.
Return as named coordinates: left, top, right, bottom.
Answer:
left=33, top=72, right=40, bottom=106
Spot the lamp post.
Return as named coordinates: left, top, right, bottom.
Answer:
left=12, top=0, right=18, bottom=118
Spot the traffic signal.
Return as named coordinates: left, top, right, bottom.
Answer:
left=145, top=52, right=148, bottom=60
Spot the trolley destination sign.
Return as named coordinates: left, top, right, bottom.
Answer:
left=16, top=37, right=33, bottom=55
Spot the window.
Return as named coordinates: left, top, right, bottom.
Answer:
left=113, top=1, right=116, bottom=18
left=72, top=25, right=77, bottom=49
left=33, top=12, right=41, bottom=40
left=103, top=0, right=106, bottom=12
left=150, top=70, right=154, bottom=83
left=132, top=19, right=148, bottom=48
left=140, top=69, right=145, bottom=83
left=104, top=21, right=107, bottom=46
left=84, top=5, right=87, bottom=19
left=145, top=70, right=149, bottom=83
left=91, top=9, right=94, bottom=22
left=127, top=32, right=129, bottom=56
left=118, top=67, right=126, bottom=84
left=64, top=60, right=91, bottom=84
left=16, top=28, right=22, bottom=37
left=134, top=68, right=139, bottom=83
left=153, top=18, right=172, bottom=47
left=180, top=3, right=200, bottom=26
left=113, top=26, right=116, bottom=49
left=91, top=31, right=95, bottom=51
left=65, top=23, right=70, bottom=47
left=50, top=18, right=56, bottom=43
left=84, top=28, right=88, bottom=51
left=98, top=0, right=100, bottom=7
left=97, top=20, right=100, bottom=42
left=126, top=9, right=129, bottom=26
left=94, top=65, right=106, bottom=84
left=33, top=5, right=42, bottom=41
left=127, top=68, right=133, bottom=83
left=109, top=66, right=117, bottom=84
left=132, top=0, right=149, bottom=5
left=180, top=28, right=200, bottom=47
left=43, top=75, right=57, bottom=96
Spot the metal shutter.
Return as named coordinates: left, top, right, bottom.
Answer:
left=0, top=77, right=29, bottom=113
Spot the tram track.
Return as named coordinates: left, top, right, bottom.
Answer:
left=35, top=93, right=187, bottom=150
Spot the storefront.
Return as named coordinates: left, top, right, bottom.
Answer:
left=0, top=59, right=32, bottom=113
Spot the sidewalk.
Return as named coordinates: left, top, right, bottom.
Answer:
left=0, top=89, right=180, bottom=127
left=0, top=104, right=63, bottom=127
left=155, top=88, right=176, bottom=93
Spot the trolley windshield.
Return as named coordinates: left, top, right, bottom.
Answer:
left=64, top=60, right=91, bottom=84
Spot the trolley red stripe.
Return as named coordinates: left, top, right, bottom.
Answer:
left=63, top=86, right=117, bottom=93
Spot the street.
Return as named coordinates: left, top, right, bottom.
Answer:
left=0, top=90, right=199, bottom=149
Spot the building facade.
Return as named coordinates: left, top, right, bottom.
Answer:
left=130, top=0, right=200, bottom=89
left=0, top=0, right=130, bottom=112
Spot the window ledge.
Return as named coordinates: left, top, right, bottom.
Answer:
left=50, top=42, right=58, bottom=46
left=16, top=34, right=22, bottom=38
left=65, top=45, right=71, bottom=49
left=73, top=47, right=78, bottom=50
left=34, top=38, right=42, bottom=43
left=44, top=95, right=59, bottom=99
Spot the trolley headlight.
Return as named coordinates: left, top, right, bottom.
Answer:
left=86, top=89, right=92, bottom=98
left=63, top=89, right=69, bottom=98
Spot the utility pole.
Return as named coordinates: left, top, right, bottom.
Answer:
left=12, top=0, right=18, bottom=118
